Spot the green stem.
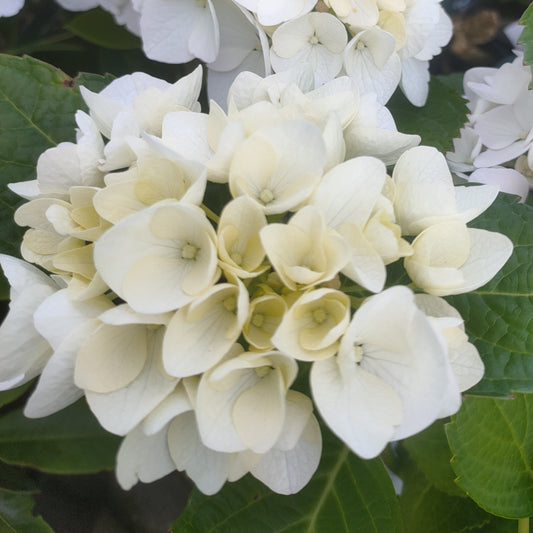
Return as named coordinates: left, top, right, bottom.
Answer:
left=201, top=204, right=220, bottom=224
left=518, top=518, right=529, bottom=533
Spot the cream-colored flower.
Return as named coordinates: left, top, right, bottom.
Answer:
left=94, top=201, right=219, bottom=313
left=229, top=120, right=327, bottom=214
left=243, top=289, right=287, bottom=350
left=404, top=220, right=513, bottom=296
left=325, top=0, right=379, bottom=27
left=272, top=288, right=350, bottom=361
left=93, top=152, right=206, bottom=224
left=162, top=275, right=249, bottom=377
left=195, top=346, right=298, bottom=453
left=260, top=205, right=352, bottom=291
left=217, top=196, right=268, bottom=278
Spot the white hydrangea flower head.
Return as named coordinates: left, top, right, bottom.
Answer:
left=0, top=65, right=515, bottom=498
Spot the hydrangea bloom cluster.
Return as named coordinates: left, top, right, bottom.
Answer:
left=446, top=51, right=532, bottom=203
left=0, top=67, right=512, bottom=495
left=54, top=0, right=452, bottom=107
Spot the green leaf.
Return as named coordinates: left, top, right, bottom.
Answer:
left=446, top=394, right=533, bottom=519
left=0, top=53, right=112, bottom=296
left=0, top=382, right=32, bottom=410
left=446, top=194, right=533, bottom=397
left=65, top=8, right=142, bottom=50
left=387, top=76, right=468, bottom=153
left=402, top=420, right=464, bottom=497
left=0, top=488, right=53, bottom=533
left=173, top=430, right=402, bottom=533
left=0, top=400, right=120, bottom=474
left=519, top=3, right=533, bottom=85
left=399, top=457, right=492, bottom=533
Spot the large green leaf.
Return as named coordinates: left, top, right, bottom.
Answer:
left=0, top=54, right=112, bottom=298
left=446, top=194, right=533, bottom=397
left=387, top=76, right=468, bottom=153
left=173, top=430, right=402, bottom=533
left=402, top=420, right=464, bottom=498
left=519, top=2, right=533, bottom=85
left=446, top=394, right=533, bottom=519
left=0, top=489, right=53, bottom=533
left=0, top=400, right=120, bottom=474
left=399, top=456, right=491, bottom=533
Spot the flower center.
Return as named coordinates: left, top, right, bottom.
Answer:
left=353, top=336, right=364, bottom=363
left=223, top=296, right=237, bottom=313
left=230, top=251, right=243, bottom=265
left=255, top=366, right=271, bottom=378
left=181, top=243, right=198, bottom=260
left=259, top=188, right=274, bottom=205
left=309, top=34, right=319, bottom=45
left=252, top=313, right=264, bottom=327
left=356, top=40, right=366, bottom=51
left=312, top=308, right=327, bottom=324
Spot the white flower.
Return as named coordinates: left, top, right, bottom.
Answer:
left=196, top=346, right=298, bottom=453
left=138, top=0, right=219, bottom=63
left=217, top=196, right=268, bottom=278
left=398, top=0, right=452, bottom=106
left=9, top=111, right=105, bottom=199
left=404, top=220, right=513, bottom=296
left=232, top=0, right=317, bottom=26
left=343, top=27, right=401, bottom=105
left=93, top=151, right=207, bottom=224
left=272, top=288, right=350, bottom=361
left=414, top=294, right=484, bottom=393
left=0, top=256, right=59, bottom=390
left=80, top=67, right=202, bottom=170
left=94, top=201, right=219, bottom=314
left=473, top=91, right=533, bottom=168
left=446, top=126, right=482, bottom=174
left=310, top=156, right=410, bottom=292
left=260, top=205, right=352, bottom=291
left=75, top=310, right=178, bottom=436
left=162, top=276, right=249, bottom=377
left=311, top=286, right=460, bottom=458
left=229, top=120, right=327, bottom=214
left=467, top=168, right=530, bottom=204
left=392, top=146, right=499, bottom=235
left=24, top=289, right=113, bottom=417
left=270, top=13, right=347, bottom=88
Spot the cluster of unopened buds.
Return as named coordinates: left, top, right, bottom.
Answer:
left=0, top=66, right=512, bottom=495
